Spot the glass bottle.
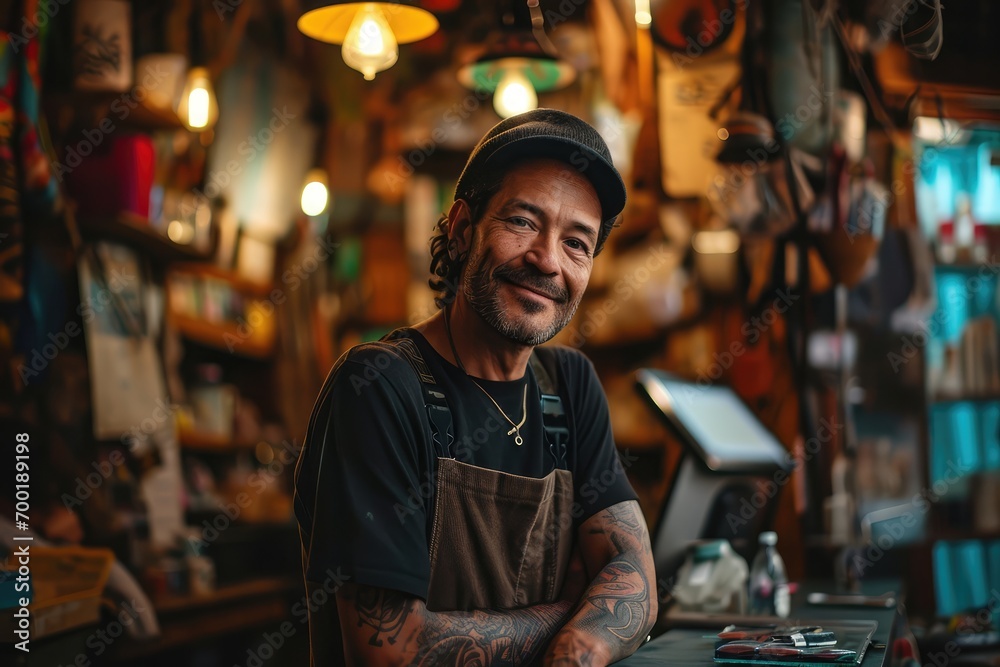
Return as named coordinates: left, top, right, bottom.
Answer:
left=748, top=531, right=790, bottom=617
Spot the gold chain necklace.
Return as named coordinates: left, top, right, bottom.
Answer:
left=444, top=308, right=528, bottom=446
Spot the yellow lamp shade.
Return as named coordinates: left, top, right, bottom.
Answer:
left=297, top=1, right=438, bottom=45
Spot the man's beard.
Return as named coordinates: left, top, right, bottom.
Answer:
left=462, top=248, right=581, bottom=346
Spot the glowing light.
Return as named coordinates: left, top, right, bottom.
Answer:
left=493, top=69, right=537, bottom=119
left=692, top=229, right=740, bottom=254
left=301, top=169, right=329, bottom=217
left=178, top=67, right=218, bottom=131
left=341, top=4, right=398, bottom=81
left=634, top=0, right=652, bottom=26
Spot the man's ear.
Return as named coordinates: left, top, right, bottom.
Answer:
left=447, top=200, right=474, bottom=255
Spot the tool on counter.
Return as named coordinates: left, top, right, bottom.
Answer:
left=772, top=631, right=837, bottom=647
left=718, top=625, right=825, bottom=642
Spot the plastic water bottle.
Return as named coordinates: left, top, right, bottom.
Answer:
left=748, top=531, right=790, bottom=617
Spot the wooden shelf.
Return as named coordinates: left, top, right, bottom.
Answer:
left=929, top=392, right=1000, bottom=405
left=47, top=90, right=186, bottom=132
left=170, top=262, right=274, bottom=298
left=171, top=313, right=275, bottom=359
left=78, top=213, right=213, bottom=263
left=151, top=576, right=295, bottom=614
left=925, top=528, right=1000, bottom=543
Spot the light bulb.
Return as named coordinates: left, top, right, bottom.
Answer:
left=178, top=67, right=218, bottom=130
left=493, top=69, right=537, bottom=119
left=634, top=0, right=652, bottom=26
left=301, top=169, right=329, bottom=216
left=341, top=4, right=398, bottom=81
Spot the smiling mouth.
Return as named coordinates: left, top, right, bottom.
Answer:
left=505, top=280, right=558, bottom=301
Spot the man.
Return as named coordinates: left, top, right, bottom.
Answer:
left=294, top=109, right=657, bottom=666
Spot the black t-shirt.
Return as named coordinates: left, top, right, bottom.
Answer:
left=293, top=328, right=637, bottom=601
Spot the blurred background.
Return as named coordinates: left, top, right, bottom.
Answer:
left=1, top=0, right=999, bottom=664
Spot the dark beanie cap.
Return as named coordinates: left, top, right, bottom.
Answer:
left=454, top=108, right=627, bottom=247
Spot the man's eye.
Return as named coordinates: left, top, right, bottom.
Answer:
left=566, top=239, right=590, bottom=253
left=508, top=217, right=531, bottom=227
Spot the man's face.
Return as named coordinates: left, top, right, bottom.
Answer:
left=459, top=158, right=602, bottom=346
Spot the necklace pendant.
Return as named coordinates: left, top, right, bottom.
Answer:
left=514, top=433, right=523, bottom=446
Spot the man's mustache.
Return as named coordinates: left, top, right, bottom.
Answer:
left=492, top=265, right=569, bottom=303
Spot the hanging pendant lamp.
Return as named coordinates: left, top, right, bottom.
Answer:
left=457, top=3, right=575, bottom=118
left=297, top=1, right=439, bottom=80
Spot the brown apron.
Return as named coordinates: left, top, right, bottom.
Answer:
left=425, top=457, right=574, bottom=612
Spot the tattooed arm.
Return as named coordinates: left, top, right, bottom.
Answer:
left=336, top=562, right=587, bottom=667
left=543, top=500, right=657, bottom=667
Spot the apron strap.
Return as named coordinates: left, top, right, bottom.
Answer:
left=529, top=348, right=569, bottom=471
left=382, top=330, right=455, bottom=458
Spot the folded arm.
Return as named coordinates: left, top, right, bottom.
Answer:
left=544, top=500, right=658, bottom=666
left=338, top=583, right=579, bottom=666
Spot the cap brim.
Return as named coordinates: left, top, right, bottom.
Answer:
left=478, top=135, right=627, bottom=222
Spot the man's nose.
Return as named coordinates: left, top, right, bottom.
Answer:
left=524, top=233, right=559, bottom=275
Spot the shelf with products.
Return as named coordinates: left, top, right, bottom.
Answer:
left=166, top=265, right=278, bottom=359
left=908, top=121, right=1000, bottom=621
left=75, top=211, right=214, bottom=263
left=929, top=393, right=1000, bottom=404
left=44, top=89, right=187, bottom=134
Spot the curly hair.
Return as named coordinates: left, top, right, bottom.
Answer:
left=428, top=167, right=505, bottom=309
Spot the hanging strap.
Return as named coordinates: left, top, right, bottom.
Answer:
left=529, top=347, right=569, bottom=471
left=382, top=332, right=455, bottom=459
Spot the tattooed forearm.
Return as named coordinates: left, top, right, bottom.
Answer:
left=545, top=501, right=657, bottom=666
left=416, top=604, right=567, bottom=666
left=581, top=560, right=648, bottom=642
left=545, top=557, right=651, bottom=663
left=339, top=584, right=575, bottom=666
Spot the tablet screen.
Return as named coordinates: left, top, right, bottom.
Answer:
left=636, top=370, right=792, bottom=473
